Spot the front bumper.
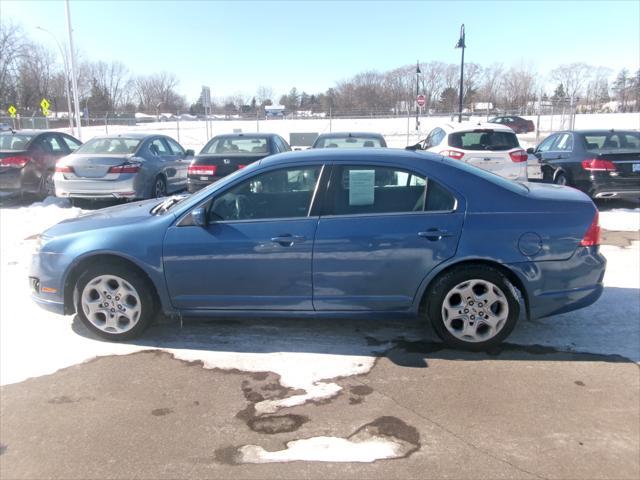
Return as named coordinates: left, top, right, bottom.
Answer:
left=509, top=246, right=607, bottom=320
left=29, top=250, right=72, bottom=316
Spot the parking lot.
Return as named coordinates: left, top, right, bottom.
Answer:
left=1, top=189, right=638, bottom=478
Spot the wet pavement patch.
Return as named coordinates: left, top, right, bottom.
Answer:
left=151, top=408, right=174, bottom=416
left=47, top=395, right=95, bottom=404
left=601, top=229, right=639, bottom=248
left=247, top=414, right=309, bottom=434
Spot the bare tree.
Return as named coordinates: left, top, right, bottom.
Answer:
left=551, top=63, right=592, bottom=101
left=256, top=85, right=274, bottom=105
left=478, top=63, right=503, bottom=108
left=0, top=21, right=26, bottom=108
left=135, top=72, right=185, bottom=113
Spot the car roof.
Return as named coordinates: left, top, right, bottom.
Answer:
left=260, top=146, right=433, bottom=166
left=316, top=132, right=384, bottom=138
left=0, top=129, right=49, bottom=135
left=89, top=132, right=158, bottom=140
left=212, top=133, right=277, bottom=139
left=563, top=129, right=639, bottom=134
left=437, top=122, right=515, bottom=133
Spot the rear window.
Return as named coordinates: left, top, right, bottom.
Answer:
left=76, top=138, right=141, bottom=154
left=583, top=132, right=640, bottom=151
left=0, top=133, right=35, bottom=151
left=448, top=130, right=519, bottom=151
left=315, top=136, right=384, bottom=148
left=202, top=137, right=269, bottom=155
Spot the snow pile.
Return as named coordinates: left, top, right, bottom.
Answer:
left=600, top=209, right=640, bottom=232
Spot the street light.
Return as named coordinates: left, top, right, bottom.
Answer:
left=65, top=0, right=82, bottom=140
left=455, top=24, right=466, bottom=123
left=35, top=26, right=74, bottom=135
left=415, top=60, right=421, bottom=131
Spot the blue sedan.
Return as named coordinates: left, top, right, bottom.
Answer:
left=30, top=149, right=606, bottom=349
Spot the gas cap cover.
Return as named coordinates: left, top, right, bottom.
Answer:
left=518, top=232, right=543, bottom=257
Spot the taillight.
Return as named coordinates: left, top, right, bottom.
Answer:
left=0, top=155, right=29, bottom=168
left=439, top=150, right=464, bottom=160
left=580, top=211, right=601, bottom=247
left=55, top=165, right=74, bottom=173
left=108, top=163, right=141, bottom=174
left=581, top=159, right=616, bottom=172
left=509, top=149, right=528, bottom=163
left=188, top=165, right=217, bottom=176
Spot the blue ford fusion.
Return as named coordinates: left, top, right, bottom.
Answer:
left=30, top=149, right=605, bottom=349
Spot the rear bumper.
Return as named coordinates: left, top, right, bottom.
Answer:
left=509, top=246, right=606, bottom=320
left=588, top=173, right=640, bottom=200
left=592, top=188, right=640, bottom=200
left=54, top=174, right=145, bottom=200
left=187, top=177, right=222, bottom=193
left=0, top=168, right=37, bottom=194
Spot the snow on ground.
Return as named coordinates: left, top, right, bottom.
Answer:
left=600, top=209, right=640, bottom=231
left=55, top=112, right=640, bottom=153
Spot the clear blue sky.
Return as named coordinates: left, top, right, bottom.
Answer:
left=3, top=0, right=639, bottom=102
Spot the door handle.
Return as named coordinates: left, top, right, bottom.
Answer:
left=418, top=229, right=454, bottom=241
left=271, top=235, right=306, bottom=246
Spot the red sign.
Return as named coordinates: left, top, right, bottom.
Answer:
left=416, top=95, right=426, bottom=107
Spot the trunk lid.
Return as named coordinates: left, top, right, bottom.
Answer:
left=593, top=150, right=640, bottom=179
left=190, top=154, right=265, bottom=178
left=0, top=150, right=29, bottom=173
left=65, top=154, right=132, bottom=178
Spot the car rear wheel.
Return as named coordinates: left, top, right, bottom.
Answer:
left=426, top=266, right=519, bottom=350
left=75, top=264, right=156, bottom=341
left=153, top=176, right=167, bottom=198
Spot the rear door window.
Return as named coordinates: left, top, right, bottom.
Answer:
left=448, top=130, right=519, bottom=151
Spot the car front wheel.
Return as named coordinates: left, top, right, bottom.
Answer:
left=554, top=173, right=568, bottom=186
left=426, top=266, right=519, bottom=350
left=75, top=264, right=156, bottom=341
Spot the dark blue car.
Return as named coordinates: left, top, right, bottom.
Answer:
left=30, top=149, right=605, bottom=350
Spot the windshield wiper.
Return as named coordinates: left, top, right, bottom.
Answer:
left=152, top=195, right=187, bottom=214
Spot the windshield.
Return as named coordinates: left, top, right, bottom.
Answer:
left=76, top=137, right=141, bottom=155
left=448, top=130, right=519, bottom=151
left=315, top=136, right=384, bottom=148
left=583, top=132, right=640, bottom=151
left=0, top=133, right=35, bottom=151
left=201, top=137, right=269, bottom=155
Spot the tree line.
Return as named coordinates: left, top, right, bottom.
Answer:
left=1, top=20, right=638, bottom=117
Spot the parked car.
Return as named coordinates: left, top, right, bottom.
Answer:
left=530, top=129, right=640, bottom=200
left=0, top=123, right=12, bottom=132
left=488, top=115, right=535, bottom=134
left=187, top=133, right=289, bottom=192
left=31, top=148, right=605, bottom=350
left=311, top=132, right=387, bottom=148
left=54, top=133, right=194, bottom=202
left=0, top=130, right=82, bottom=198
left=407, top=122, right=528, bottom=181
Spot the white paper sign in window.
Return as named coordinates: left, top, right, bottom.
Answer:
left=348, top=169, right=375, bottom=206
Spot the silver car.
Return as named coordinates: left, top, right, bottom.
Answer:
left=54, top=133, right=194, bottom=202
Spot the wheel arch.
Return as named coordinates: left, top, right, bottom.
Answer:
left=63, top=253, right=162, bottom=316
left=417, top=259, right=530, bottom=320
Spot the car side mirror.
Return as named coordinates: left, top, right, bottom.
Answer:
left=405, top=143, right=422, bottom=151
left=191, top=207, right=207, bottom=227
left=185, top=149, right=195, bottom=157
left=526, top=147, right=535, bottom=154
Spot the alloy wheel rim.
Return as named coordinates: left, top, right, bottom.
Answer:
left=441, top=279, right=509, bottom=343
left=81, top=275, right=142, bottom=334
left=155, top=179, right=166, bottom=198
left=44, top=172, right=55, bottom=196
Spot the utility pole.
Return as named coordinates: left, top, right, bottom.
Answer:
left=65, top=0, right=82, bottom=140
left=415, top=61, right=421, bottom=131
left=455, top=24, right=466, bottom=123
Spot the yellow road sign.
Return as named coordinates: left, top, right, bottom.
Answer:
left=8, top=105, right=17, bottom=118
left=40, top=98, right=50, bottom=116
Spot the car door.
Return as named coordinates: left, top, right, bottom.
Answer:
left=165, top=137, right=189, bottom=189
left=163, top=163, right=324, bottom=310
left=148, top=137, right=179, bottom=190
left=312, top=163, right=463, bottom=311
left=29, top=134, right=64, bottom=187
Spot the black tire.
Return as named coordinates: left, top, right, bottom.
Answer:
left=554, top=172, right=568, bottom=186
left=153, top=176, right=167, bottom=198
left=425, top=266, right=520, bottom=351
left=75, top=263, right=157, bottom=341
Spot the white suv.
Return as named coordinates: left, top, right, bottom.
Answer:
left=410, top=122, right=528, bottom=181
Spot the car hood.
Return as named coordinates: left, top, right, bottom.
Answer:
left=43, top=198, right=164, bottom=238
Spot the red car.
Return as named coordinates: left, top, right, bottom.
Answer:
left=488, top=116, right=535, bottom=134
left=0, top=130, right=82, bottom=198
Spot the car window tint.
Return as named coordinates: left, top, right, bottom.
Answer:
left=210, top=166, right=321, bottom=221
left=77, top=138, right=140, bottom=154
left=61, top=135, right=82, bottom=152
left=38, top=135, right=65, bottom=154
left=553, top=133, right=573, bottom=151
left=448, top=131, right=519, bottom=151
left=315, top=136, right=383, bottom=148
left=329, top=166, right=428, bottom=215
left=584, top=132, right=640, bottom=151
left=203, top=137, right=269, bottom=154
left=425, top=180, right=456, bottom=211
left=166, top=138, right=185, bottom=155
left=149, top=138, right=170, bottom=155
left=280, top=137, right=291, bottom=151
left=536, top=135, right=557, bottom=152
left=433, top=128, right=446, bottom=146
left=0, top=133, right=34, bottom=150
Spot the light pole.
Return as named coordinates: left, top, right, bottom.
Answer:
left=455, top=24, right=466, bottom=123
left=65, top=0, right=82, bottom=140
left=415, top=61, right=421, bottom=131
left=36, top=26, right=74, bottom=135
